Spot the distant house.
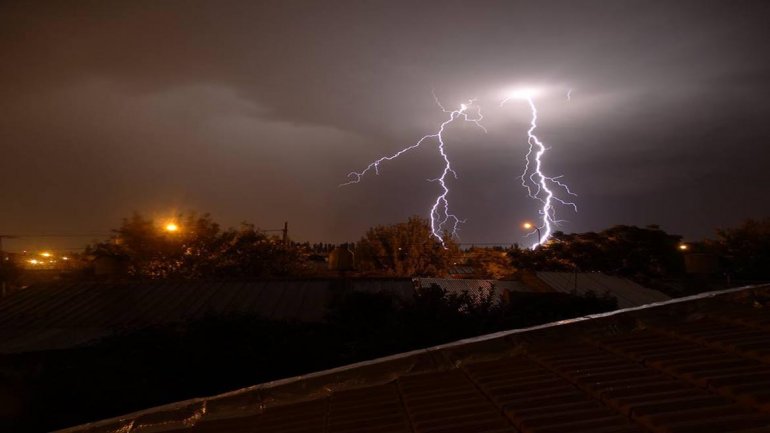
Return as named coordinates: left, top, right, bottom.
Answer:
left=417, top=273, right=670, bottom=309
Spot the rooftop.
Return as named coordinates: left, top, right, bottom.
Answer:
left=57, top=284, right=770, bottom=433
left=535, top=271, right=670, bottom=309
left=0, top=279, right=414, bottom=353
left=1, top=275, right=664, bottom=354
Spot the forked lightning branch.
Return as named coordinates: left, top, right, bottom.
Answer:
left=342, top=87, right=577, bottom=248
left=341, top=95, right=486, bottom=245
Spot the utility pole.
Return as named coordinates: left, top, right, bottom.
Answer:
left=282, top=221, right=288, bottom=247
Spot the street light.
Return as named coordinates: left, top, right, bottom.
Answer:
left=164, top=222, right=179, bottom=233
left=522, top=222, right=541, bottom=246
left=678, top=243, right=689, bottom=251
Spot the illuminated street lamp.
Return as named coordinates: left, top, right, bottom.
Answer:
left=522, top=222, right=541, bottom=246
left=40, top=251, right=52, bottom=258
left=164, top=222, right=179, bottom=233
left=678, top=243, right=689, bottom=251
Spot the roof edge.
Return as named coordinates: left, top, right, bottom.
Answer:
left=55, top=283, right=770, bottom=433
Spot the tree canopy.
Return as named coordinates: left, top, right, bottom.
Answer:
left=710, top=217, right=770, bottom=281
left=88, top=213, right=307, bottom=279
left=354, top=216, right=460, bottom=277
left=509, top=225, right=684, bottom=280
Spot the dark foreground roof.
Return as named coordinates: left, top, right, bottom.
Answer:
left=58, top=284, right=770, bottom=433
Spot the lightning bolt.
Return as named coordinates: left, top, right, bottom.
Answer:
left=502, top=90, right=577, bottom=248
left=342, top=94, right=485, bottom=244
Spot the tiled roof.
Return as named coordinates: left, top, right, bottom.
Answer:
left=536, top=271, right=671, bottom=308
left=447, top=266, right=477, bottom=275
left=57, top=284, right=770, bottom=433
left=0, top=279, right=414, bottom=353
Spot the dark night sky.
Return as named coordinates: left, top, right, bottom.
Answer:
left=1, top=1, right=769, bottom=251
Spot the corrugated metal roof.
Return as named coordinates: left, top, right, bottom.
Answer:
left=349, top=279, right=414, bottom=298
left=536, top=271, right=670, bottom=308
left=447, top=265, right=476, bottom=275
left=56, top=285, right=770, bottom=433
left=0, top=279, right=414, bottom=353
left=415, top=278, right=532, bottom=302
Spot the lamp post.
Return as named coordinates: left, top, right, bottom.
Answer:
left=522, top=222, right=541, bottom=246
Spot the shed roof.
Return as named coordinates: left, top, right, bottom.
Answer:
left=0, top=279, right=414, bottom=353
left=415, top=278, right=532, bottom=302
left=57, top=284, right=770, bottom=433
left=536, top=271, right=671, bottom=308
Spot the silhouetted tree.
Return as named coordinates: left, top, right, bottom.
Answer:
left=88, top=213, right=308, bottom=279
left=355, top=216, right=460, bottom=277
left=711, top=218, right=770, bottom=281
left=464, top=247, right=515, bottom=279
left=509, top=225, right=684, bottom=281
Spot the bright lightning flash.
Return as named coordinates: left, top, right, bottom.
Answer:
left=342, top=95, right=486, bottom=244
left=502, top=87, right=577, bottom=248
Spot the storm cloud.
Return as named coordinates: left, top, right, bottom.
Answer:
left=1, top=0, right=769, bottom=250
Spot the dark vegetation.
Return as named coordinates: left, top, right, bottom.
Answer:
left=88, top=213, right=309, bottom=279
left=71, top=213, right=463, bottom=281
left=709, top=218, right=770, bottom=282
left=76, top=213, right=770, bottom=286
left=508, top=219, right=770, bottom=295
left=510, top=225, right=684, bottom=277
left=1, top=286, right=616, bottom=433
left=1, top=214, right=769, bottom=293
left=509, top=224, right=686, bottom=293
left=2, top=215, right=770, bottom=432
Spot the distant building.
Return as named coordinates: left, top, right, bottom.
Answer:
left=0, top=279, right=413, bottom=354
left=414, top=277, right=531, bottom=303
left=445, top=265, right=476, bottom=278
left=534, top=271, right=670, bottom=309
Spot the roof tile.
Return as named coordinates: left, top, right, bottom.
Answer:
left=55, top=285, right=770, bottom=433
